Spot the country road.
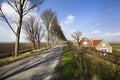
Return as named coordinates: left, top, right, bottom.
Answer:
left=0, top=45, right=64, bottom=80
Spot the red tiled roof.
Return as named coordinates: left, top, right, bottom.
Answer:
left=92, top=40, right=102, bottom=48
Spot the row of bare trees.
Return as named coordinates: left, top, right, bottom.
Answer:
left=0, top=0, right=44, bottom=57
left=41, top=9, right=66, bottom=46
left=0, top=0, right=66, bottom=57
left=23, top=9, right=66, bottom=50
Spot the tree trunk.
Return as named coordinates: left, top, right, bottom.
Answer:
left=38, top=41, right=40, bottom=49
left=32, top=41, right=36, bottom=51
left=78, top=41, right=80, bottom=47
left=14, top=24, right=22, bottom=57
left=15, top=32, right=20, bottom=57
left=14, top=11, right=23, bottom=57
left=47, top=30, right=49, bottom=46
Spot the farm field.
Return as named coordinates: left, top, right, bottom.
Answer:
left=110, top=42, right=120, bottom=52
left=0, top=42, right=32, bottom=54
left=0, top=42, right=46, bottom=58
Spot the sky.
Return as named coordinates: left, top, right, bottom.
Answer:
left=0, top=0, right=120, bottom=42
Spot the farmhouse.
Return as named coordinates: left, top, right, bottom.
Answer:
left=80, top=37, right=112, bottom=53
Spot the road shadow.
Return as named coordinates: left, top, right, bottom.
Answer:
left=0, top=46, right=63, bottom=80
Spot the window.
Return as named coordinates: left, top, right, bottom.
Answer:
left=83, top=42, right=87, bottom=44
left=102, top=49, right=108, bottom=52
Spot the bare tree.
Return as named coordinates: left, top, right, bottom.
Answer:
left=0, top=0, right=44, bottom=57
left=23, top=16, right=45, bottom=50
left=57, top=25, right=66, bottom=41
left=50, top=16, right=59, bottom=45
left=41, top=9, right=55, bottom=46
left=23, top=16, right=36, bottom=50
left=35, top=22, right=45, bottom=49
left=71, top=31, right=82, bottom=47
left=50, top=16, right=66, bottom=45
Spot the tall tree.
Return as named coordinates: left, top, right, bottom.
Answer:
left=0, top=0, right=44, bottom=57
left=23, top=16, right=36, bottom=50
left=57, top=25, right=66, bottom=41
left=35, top=21, right=45, bottom=49
left=50, top=16, right=59, bottom=45
left=41, top=9, right=55, bottom=46
left=71, top=31, right=82, bottom=47
left=50, top=16, right=66, bottom=45
left=23, top=16, right=45, bottom=50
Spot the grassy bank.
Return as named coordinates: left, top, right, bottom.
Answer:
left=0, top=47, right=50, bottom=67
left=84, top=53, right=120, bottom=80
left=58, top=45, right=120, bottom=80
left=58, top=46, right=80, bottom=80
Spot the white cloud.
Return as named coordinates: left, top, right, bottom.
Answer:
left=1, top=2, right=19, bottom=23
left=0, top=23, right=27, bottom=42
left=0, top=24, right=15, bottom=42
left=60, top=23, right=64, bottom=27
left=60, top=23, right=65, bottom=31
left=64, top=15, right=75, bottom=24
left=1, top=3, right=17, bottom=16
left=104, top=32, right=120, bottom=37
left=104, top=33, right=111, bottom=36
left=91, top=30, right=100, bottom=34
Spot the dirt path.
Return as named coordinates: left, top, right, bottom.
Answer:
left=0, top=45, right=64, bottom=80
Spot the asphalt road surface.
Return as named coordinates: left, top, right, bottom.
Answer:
left=0, top=45, right=64, bottom=80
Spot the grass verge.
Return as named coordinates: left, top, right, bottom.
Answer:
left=58, top=46, right=80, bottom=80
left=58, top=46, right=120, bottom=80
left=84, top=54, right=120, bottom=80
left=0, top=46, right=51, bottom=67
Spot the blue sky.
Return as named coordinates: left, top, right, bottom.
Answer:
left=40, top=0, right=120, bottom=42
left=0, top=0, right=120, bottom=42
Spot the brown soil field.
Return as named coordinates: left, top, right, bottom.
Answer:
left=0, top=42, right=32, bottom=54
left=0, top=42, right=46, bottom=54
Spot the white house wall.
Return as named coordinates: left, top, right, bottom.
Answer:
left=96, top=40, right=112, bottom=53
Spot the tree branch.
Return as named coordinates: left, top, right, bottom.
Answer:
left=0, top=7, right=16, bottom=35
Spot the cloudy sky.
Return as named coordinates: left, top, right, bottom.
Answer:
left=0, top=0, right=120, bottom=42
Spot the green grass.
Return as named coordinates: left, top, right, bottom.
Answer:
left=84, top=54, right=120, bottom=80
left=58, top=46, right=80, bottom=80
left=0, top=47, right=51, bottom=67
left=58, top=45, right=120, bottom=80
left=112, top=45, right=120, bottom=50
left=110, top=42, right=120, bottom=50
